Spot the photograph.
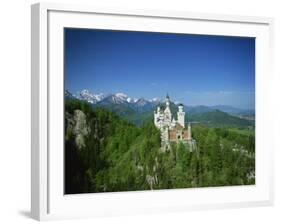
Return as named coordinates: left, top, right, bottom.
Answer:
left=64, top=28, right=255, bottom=194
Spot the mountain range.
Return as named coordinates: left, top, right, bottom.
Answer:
left=65, top=89, right=255, bottom=127
left=66, top=89, right=254, bottom=114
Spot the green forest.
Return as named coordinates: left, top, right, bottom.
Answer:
left=65, top=99, right=255, bottom=194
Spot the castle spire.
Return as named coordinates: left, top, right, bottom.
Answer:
left=165, top=93, right=170, bottom=107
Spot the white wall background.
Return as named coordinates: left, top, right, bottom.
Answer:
left=0, top=0, right=279, bottom=223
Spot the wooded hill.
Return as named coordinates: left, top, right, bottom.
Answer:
left=65, top=99, right=255, bottom=194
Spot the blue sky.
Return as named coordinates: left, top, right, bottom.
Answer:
left=65, top=28, right=255, bottom=109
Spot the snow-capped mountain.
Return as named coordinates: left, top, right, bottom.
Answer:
left=66, top=89, right=160, bottom=113
left=135, top=98, right=149, bottom=106
left=132, top=98, right=156, bottom=113
left=74, top=89, right=105, bottom=104
left=115, top=93, right=128, bottom=100
left=149, top=97, right=161, bottom=103
left=98, top=93, right=130, bottom=105
left=127, top=97, right=138, bottom=103
left=111, top=93, right=140, bottom=104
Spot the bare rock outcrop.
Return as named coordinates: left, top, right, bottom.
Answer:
left=65, top=109, right=90, bottom=149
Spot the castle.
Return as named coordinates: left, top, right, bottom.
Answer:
left=154, top=95, right=193, bottom=151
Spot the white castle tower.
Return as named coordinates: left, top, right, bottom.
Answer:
left=163, top=94, right=172, bottom=126
left=154, top=94, right=173, bottom=129
left=177, top=104, right=185, bottom=128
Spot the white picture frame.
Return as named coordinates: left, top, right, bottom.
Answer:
left=31, top=2, right=274, bottom=221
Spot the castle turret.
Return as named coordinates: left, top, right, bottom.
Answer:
left=165, top=94, right=170, bottom=107
left=164, top=94, right=172, bottom=125
left=177, top=104, right=185, bottom=128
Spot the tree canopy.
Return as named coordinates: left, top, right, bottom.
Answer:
left=65, top=99, right=255, bottom=194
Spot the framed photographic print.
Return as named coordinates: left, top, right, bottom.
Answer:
left=31, top=2, right=274, bottom=221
